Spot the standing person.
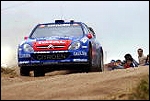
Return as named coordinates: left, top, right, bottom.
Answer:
left=137, top=48, right=147, bottom=66
left=145, top=54, right=149, bottom=66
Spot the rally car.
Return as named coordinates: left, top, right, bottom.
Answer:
left=18, top=20, right=104, bottom=77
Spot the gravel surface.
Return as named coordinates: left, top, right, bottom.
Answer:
left=1, top=66, right=149, bottom=100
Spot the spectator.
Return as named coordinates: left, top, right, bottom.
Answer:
left=124, top=56, right=135, bottom=69
left=137, top=48, right=147, bottom=66
left=112, top=59, right=124, bottom=70
left=124, top=53, right=138, bottom=67
left=145, top=54, right=149, bottom=66
left=107, top=60, right=116, bottom=71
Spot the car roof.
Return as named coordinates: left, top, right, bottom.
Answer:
left=37, top=20, right=84, bottom=26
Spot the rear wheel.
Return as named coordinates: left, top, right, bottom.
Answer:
left=94, top=49, right=104, bottom=72
left=85, top=44, right=92, bottom=73
left=99, top=51, right=104, bottom=72
left=20, top=66, right=30, bottom=76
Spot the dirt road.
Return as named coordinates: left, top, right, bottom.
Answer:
left=1, top=66, right=149, bottom=100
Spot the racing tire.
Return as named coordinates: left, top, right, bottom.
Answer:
left=20, top=66, right=30, bottom=76
left=85, top=44, right=92, bottom=73
left=81, top=66, right=90, bottom=73
left=99, top=52, right=104, bottom=72
left=34, top=67, right=45, bottom=77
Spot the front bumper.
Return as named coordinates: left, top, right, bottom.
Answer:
left=18, top=61, right=89, bottom=67
left=18, top=50, right=89, bottom=67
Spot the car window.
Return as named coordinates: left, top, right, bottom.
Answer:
left=30, top=24, right=83, bottom=38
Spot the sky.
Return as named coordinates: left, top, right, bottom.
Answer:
left=1, top=1, right=149, bottom=67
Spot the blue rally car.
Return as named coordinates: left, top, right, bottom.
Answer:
left=18, top=20, right=104, bottom=77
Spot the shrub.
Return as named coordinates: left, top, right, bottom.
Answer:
left=128, top=75, right=149, bottom=100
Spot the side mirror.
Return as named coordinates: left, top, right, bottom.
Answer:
left=24, top=36, right=28, bottom=40
left=87, top=33, right=93, bottom=39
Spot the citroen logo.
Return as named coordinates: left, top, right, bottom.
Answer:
left=47, top=44, right=54, bottom=49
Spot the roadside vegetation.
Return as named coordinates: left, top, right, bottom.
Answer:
left=108, top=74, right=149, bottom=100
left=128, top=74, right=149, bottom=100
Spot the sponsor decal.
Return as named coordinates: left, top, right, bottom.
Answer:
left=35, top=54, right=67, bottom=60
left=73, top=51, right=87, bottom=56
left=38, top=24, right=80, bottom=28
left=19, top=61, right=30, bottom=64
left=73, top=59, right=87, bottom=62
left=60, top=60, right=71, bottom=62
left=31, top=61, right=40, bottom=63
left=82, top=46, right=88, bottom=48
left=34, top=51, right=68, bottom=53
left=19, top=54, right=31, bottom=58
left=47, top=24, right=71, bottom=27
left=38, top=40, right=65, bottom=44
left=80, top=37, right=88, bottom=43
left=43, top=62, right=58, bottom=64
left=47, top=24, right=80, bottom=27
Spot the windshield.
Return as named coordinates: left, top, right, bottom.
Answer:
left=30, top=24, right=83, bottom=38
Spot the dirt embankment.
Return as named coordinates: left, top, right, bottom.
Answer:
left=1, top=66, right=149, bottom=100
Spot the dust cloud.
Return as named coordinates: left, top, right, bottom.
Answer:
left=1, top=45, right=17, bottom=67
left=1, top=8, right=39, bottom=67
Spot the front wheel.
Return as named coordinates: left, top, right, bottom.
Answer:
left=20, top=66, right=30, bottom=76
left=34, top=67, right=45, bottom=77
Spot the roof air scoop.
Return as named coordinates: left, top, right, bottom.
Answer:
left=55, top=20, right=64, bottom=24
left=70, top=20, right=74, bottom=24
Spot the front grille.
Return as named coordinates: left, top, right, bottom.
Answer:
left=31, top=53, right=70, bottom=60
left=33, top=40, right=71, bottom=51
left=36, top=45, right=65, bottom=49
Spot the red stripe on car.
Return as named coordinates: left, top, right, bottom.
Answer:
left=33, top=40, right=71, bottom=51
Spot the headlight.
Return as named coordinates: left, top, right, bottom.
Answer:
left=23, top=44, right=34, bottom=52
left=69, top=41, right=81, bottom=50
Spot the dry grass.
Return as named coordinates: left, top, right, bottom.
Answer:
left=128, top=74, right=149, bottom=100
left=107, top=74, right=149, bottom=100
